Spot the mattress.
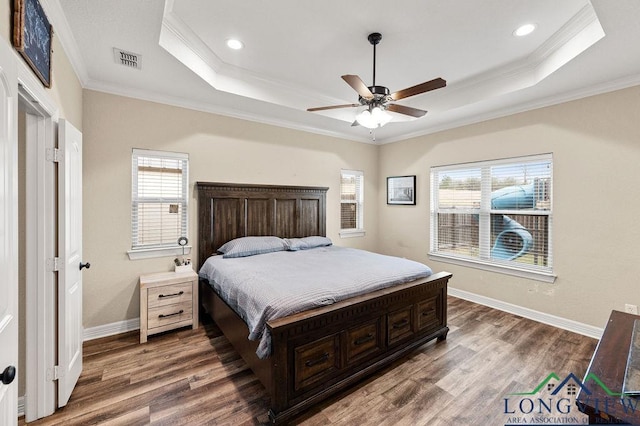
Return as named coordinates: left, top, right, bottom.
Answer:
left=199, top=245, right=433, bottom=358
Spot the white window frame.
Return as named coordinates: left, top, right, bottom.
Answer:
left=127, top=149, right=191, bottom=260
left=429, top=154, right=555, bottom=282
left=339, top=169, right=365, bottom=238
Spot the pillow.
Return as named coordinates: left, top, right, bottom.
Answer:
left=218, top=236, right=287, bottom=258
left=284, top=236, right=332, bottom=251
left=301, top=236, right=332, bottom=248
left=283, top=238, right=309, bottom=251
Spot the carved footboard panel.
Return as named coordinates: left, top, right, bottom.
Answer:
left=266, top=271, right=451, bottom=424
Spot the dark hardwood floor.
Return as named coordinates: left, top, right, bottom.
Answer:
left=20, top=297, right=598, bottom=425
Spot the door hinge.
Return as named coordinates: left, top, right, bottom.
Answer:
left=48, top=365, right=64, bottom=381
left=47, top=257, right=61, bottom=272
left=46, top=147, right=63, bottom=162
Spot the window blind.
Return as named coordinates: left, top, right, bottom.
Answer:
left=430, top=154, right=552, bottom=274
left=340, top=169, right=364, bottom=231
left=131, top=149, right=188, bottom=250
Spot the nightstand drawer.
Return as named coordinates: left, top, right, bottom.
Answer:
left=148, top=302, right=193, bottom=329
left=148, top=283, right=193, bottom=309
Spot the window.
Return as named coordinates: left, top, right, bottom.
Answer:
left=340, top=169, right=365, bottom=237
left=129, top=149, right=189, bottom=259
left=430, top=154, right=553, bottom=281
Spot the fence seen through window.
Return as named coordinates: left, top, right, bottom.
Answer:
left=431, top=155, right=552, bottom=274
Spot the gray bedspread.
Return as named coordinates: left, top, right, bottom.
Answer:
left=198, top=246, right=433, bottom=358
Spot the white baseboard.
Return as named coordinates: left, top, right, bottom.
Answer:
left=83, top=317, right=140, bottom=341
left=81, top=288, right=604, bottom=344
left=448, top=287, right=603, bottom=340
left=18, top=396, right=24, bottom=417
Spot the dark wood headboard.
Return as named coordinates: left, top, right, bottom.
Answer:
left=196, top=182, right=328, bottom=268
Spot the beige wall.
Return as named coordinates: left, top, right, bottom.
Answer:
left=49, top=36, right=83, bottom=130
left=378, top=85, right=640, bottom=329
left=82, top=90, right=379, bottom=328
left=1, top=1, right=10, bottom=42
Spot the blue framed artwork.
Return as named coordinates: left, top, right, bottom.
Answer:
left=13, top=0, right=53, bottom=88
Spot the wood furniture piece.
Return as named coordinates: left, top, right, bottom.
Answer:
left=139, top=270, right=198, bottom=343
left=196, top=182, right=452, bottom=424
left=576, top=310, right=640, bottom=424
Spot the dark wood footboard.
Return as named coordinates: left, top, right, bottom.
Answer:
left=201, top=271, right=451, bottom=424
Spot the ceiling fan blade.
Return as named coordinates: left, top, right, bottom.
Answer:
left=342, top=75, right=374, bottom=100
left=387, top=103, right=428, bottom=118
left=307, top=103, right=360, bottom=112
left=390, top=77, right=446, bottom=101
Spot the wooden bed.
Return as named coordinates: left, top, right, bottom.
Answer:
left=196, top=181, right=452, bottom=424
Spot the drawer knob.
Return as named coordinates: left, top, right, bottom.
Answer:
left=305, top=352, right=329, bottom=367
left=158, top=291, right=184, bottom=299
left=422, top=309, right=435, bottom=316
left=392, top=319, right=409, bottom=329
left=159, top=309, right=184, bottom=319
left=354, top=333, right=374, bottom=346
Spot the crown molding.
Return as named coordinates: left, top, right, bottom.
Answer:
left=381, top=72, right=640, bottom=144
left=428, top=3, right=604, bottom=118
left=36, top=0, right=636, bottom=146
left=159, top=1, right=351, bottom=113
left=83, top=79, right=374, bottom=144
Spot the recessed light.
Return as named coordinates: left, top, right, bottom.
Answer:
left=513, top=23, right=536, bottom=37
left=226, top=39, right=244, bottom=50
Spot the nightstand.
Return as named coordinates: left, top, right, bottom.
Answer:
left=139, top=270, right=199, bottom=343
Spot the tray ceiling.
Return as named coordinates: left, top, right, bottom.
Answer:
left=54, top=0, right=640, bottom=144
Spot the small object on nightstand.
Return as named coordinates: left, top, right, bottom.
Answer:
left=139, top=270, right=198, bottom=343
left=174, top=236, right=192, bottom=272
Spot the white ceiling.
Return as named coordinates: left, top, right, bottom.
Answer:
left=51, top=0, right=640, bottom=144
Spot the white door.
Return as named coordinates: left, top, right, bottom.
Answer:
left=57, top=119, right=84, bottom=407
left=0, top=38, right=19, bottom=425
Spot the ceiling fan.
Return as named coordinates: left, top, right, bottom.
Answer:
left=307, top=32, right=446, bottom=129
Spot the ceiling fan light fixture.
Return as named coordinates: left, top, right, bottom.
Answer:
left=356, top=106, right=391, bottom=129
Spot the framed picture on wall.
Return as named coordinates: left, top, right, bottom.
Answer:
left=387, top=175, right=416, bottom=205
left=13, top=0, right=53, bottom=88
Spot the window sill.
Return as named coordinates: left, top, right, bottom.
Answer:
left=339, top=230, right=366, bottom=239
left=428, top=253, right=556, bottom=283
left=128, top=246, right=192, bottom=260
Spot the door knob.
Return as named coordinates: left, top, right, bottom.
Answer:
left=1, top=366, right=16, bottom=385
left=79, top=262, right=91, bottom=270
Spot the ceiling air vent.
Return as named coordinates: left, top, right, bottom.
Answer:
left=113, top=48, right=142, bottom=70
